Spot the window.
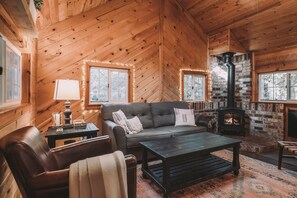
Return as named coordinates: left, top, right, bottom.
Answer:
left=183, top=73, right=206, bottom=101
left=259, top=71, right=297, bottom=101
left=0, top=35, right=22, bottom=107
left=88, top=66, right=130, bottom=104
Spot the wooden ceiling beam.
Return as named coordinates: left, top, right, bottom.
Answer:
left=1, top=0, right=37, bottom=35
left=174, top=0, right=207, bottom=44
left=0, top=3, right=24, bottom=47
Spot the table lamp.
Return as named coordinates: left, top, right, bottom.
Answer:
left=53, top=79, right=80, bottom=127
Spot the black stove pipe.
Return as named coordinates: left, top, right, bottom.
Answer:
left=223, top=52, right=236, bottom=108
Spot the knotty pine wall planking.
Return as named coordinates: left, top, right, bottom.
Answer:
left=251, top=46, right=297, bottom=102
left=162, top=0, right=207, bottom=101
left=36, top=0, right=208, bottom=133
left=36, top=0, right=162, bottom=133
left=0, top=17, right=37, bottom=198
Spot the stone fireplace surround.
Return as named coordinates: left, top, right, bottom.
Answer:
left=190, top=54, right=285, bottom=152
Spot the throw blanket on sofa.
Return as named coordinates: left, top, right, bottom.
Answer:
left=69, top=151, right=127, bottom=198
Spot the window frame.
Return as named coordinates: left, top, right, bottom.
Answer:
left=0, top=35, right=23, bottom=108
left=258, top=70, right=297, bottom=102
left=85, top=62, right=133, bottom=109
left=181, top=70, right=208, bottom=102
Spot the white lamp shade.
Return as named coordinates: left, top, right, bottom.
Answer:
left=53, top=79, right=80, bottom=100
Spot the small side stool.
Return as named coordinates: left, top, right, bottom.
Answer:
left=277, top=141, right=297, bottom=169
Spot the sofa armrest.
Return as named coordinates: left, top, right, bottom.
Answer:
left=103, top=120, right=127, bottom=154
left=30, top=154, right=137, bottom=198
left=195, top=114, right=209, bottom=128
left=51, top=136, right=112, bottom=168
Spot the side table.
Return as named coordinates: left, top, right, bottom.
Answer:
left=45, top=123, right=99, bottom=148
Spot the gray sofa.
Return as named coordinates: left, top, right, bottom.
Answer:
left=102, top=101, right=208, bottom=161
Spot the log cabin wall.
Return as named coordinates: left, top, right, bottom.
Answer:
left=162, top=0, right=207, bottom=101
left=36, top=0, right=163, bottom=133
left=0, top=6, right=37, bottom=198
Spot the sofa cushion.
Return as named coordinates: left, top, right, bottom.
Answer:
left=151, top=101, right=189, bottom=128
left=159, top=126, right=206, bottom=135
left=126, top=125, right=206, bottom=148
left=102, top=103, right=153, bottom=129
left=126, top=128, right=171, bottom=148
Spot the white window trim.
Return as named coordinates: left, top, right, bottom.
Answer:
left=259, top=70, right=297, bottom=102
left=89, top=67, right=129, bottom=104
left=0, top=35, right=22, bottom=107
left=183, top=73, right=205, bottom=102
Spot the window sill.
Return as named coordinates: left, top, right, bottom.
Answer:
left=0, top=103, right=31, bottom=115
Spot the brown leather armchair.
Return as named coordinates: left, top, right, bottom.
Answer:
left=0, top=126, right=137, bottom=198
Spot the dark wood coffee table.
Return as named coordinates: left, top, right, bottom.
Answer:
left=140, top=132, right=241, bottom=198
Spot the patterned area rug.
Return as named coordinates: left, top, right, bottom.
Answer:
left=137, top=150, right=297, bottom=198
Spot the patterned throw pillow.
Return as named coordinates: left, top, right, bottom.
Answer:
left=125, top=116, right=143, bottom=134
left=174, top=108, right=196, bottom=126
left=112, top=110, right=130, bottom=133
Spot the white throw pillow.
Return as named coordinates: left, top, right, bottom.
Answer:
left=174, top=108, right=196, bottom=126
left=112, top=110, right=129, bottom=133
left=125, top=116, right=143, bottom=134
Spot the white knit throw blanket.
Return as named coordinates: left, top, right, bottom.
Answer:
left=69, top=151, right=128, bottom=198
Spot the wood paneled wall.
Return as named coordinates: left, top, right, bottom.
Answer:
left=162, top=0, right=207, bottom=101
left=0, top=18, right=37, bottom=198
left=254, top=46, right=297, bottom=73
left=36, top=0, right=162, bottom=132
left=252, top=46, right=297, bottom=101
left=36, top=0, right=208, bottom=132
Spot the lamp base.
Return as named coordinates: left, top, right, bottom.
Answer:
left=64, top=101, right=72, bottom=126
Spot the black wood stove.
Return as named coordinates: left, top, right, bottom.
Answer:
left=218, top=52, right=245, bottom=136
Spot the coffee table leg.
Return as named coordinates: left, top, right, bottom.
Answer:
left=163, top=160, right=170, bottom=198
left=233, top=143, right=240, bottom=175
left=142, top=148, right=148, bottom=179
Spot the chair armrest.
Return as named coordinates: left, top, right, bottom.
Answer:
left=51, top=136, right=112, bottom=168
left=125, top=154, right=137, bottom=198
left=29, top=169, right=69, bottom=190
left=103, top=120, right=127, bottom=153
left=30, top=154, right=137, bottom=198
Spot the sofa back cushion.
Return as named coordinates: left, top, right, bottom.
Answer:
left=151, top=101, right=189, bottom=127
left=102, top=103, right=153, bottom=129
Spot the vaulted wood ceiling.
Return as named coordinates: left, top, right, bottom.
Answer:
left=36, top=0, right=109, bottom=29
left=37, top=0, right=297, bottom=52
left=179, top=0, right=297, bottom=52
